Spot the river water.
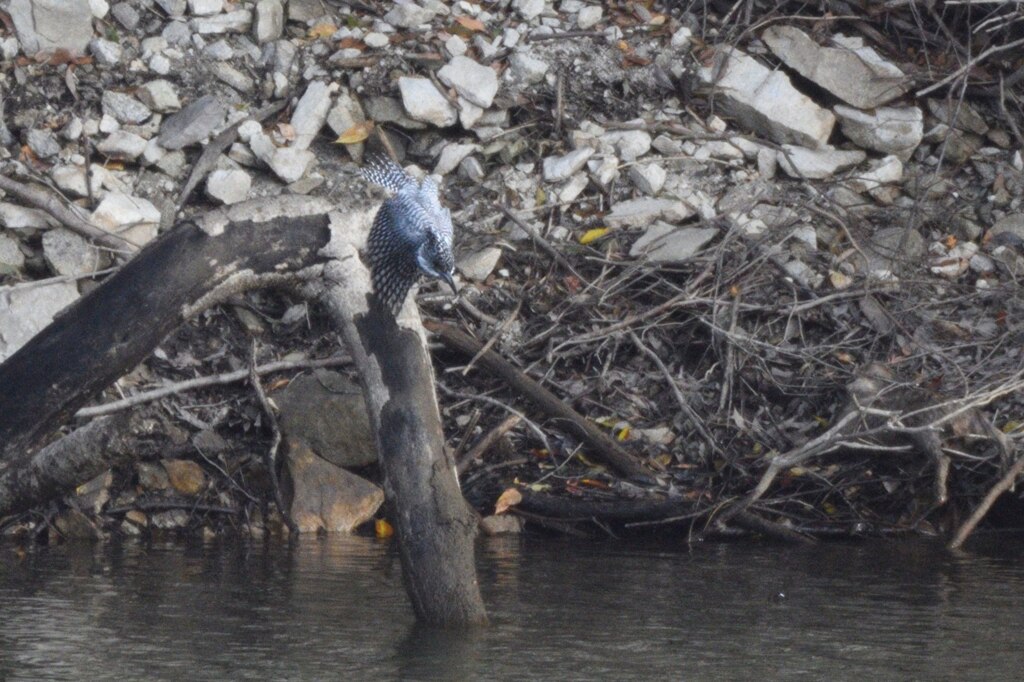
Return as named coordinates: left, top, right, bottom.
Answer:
left=0, top=533, right=1022, bottom=681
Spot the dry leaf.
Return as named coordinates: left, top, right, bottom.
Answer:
left=455, top=15, right=486, bottom=32
left=579, top=227, right=609, bottom=245
left=494, top=488, right=523, bottom=515
left=334, top=120, right=375, bottom=144
left=375, top=518, right=394, bottom=538
left=308, top=23, right=338, bottom=39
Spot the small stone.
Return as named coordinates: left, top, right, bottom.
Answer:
left=434, top=143, right=477, bottom=176
left=628, top=163, right=666, bottom=195
left=383, top=2, right=436, bottom=28
left=213, top=62, right=255, bottom=92
left=834, top=105, right=923, bottom=161
left=509, top=50, right=549, bottom=84
left=606, top=198, right=695, bottom=228
left=457, top=247, right=502, bottom=281
left=110, top=2, right=139, bottom=29
left=0, top=281, right=80, bottom=362
left=91, top=192, right=161, bottom=245
left=155, top=0, right=186, bottom=16
left=290, top=81, right=333, bottom=150
left=26, top=129, right=61, bottom=159
left=162, top=20, right=192, bottom=45
left=438, top=55, right=499, bottom=108
left=190, top=9, right=252, bottom=34
left=96, top=131, right=148, bottom=160
left=514, top=0, right=544, bottom=21
left=398, top=77, right=457, bottom=127
left=268, top=146, right=315, bottom=183
left=43, top=228, right=104, bottom=276
left=445, top=34, right=467, bottom=57
left=577, top=5, right=602, bottom=29
left=543, top=147, right=594, bottom=182
left=364, top=32, right=389, bottom=48
left=253, top=0, right=283, bottom=43
left=326, top=91, right=367, bottom=162
left=102, top=91, right=152, bottom=125
left=777, top=145, right=866, bottom=180
left=89, top=38, right=122, bottom=65
left=89, top=0, right=109, bottom=18
left=135, top=80, right=181, bottom=113
left=162, top=459, right=206, bottom=496
left=0, top=202, right=57, bottom=230
left=603, top=130, right=652, bottom=162
left=0, top=234, right=25, bottom=274
left=847, top=155, right=903, bottom=195
left=149, top=54, right=171, bottom=74
left=188, top=0, right=222, bottom=16
left=158, top=95, right=226, bottom=149
left=630, top=223, right=717, bottom=262
left=99, top=114, right=120, bottom=134
left=206, top=169, right=251, bottom=204
left=670, top=26, right=692, bottom=50
left=559, top=172, right=589, bottom=203
left=480, top=515, right=523, bottom=535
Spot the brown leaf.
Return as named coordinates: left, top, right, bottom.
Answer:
left=334, top=120, right=375, bottom=144
left=308, top=23, right=338, bottom=39
left=455, top=15, right=486, bottom=32
left=162, top=459, right=206, bottom=496
left=494, top=488, right=523, bottom=515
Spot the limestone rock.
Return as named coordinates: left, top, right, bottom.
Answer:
left=0, top=202, right=58, bottom=230
left=763, top=26, right=909, bottom=109
left=630, top=224, right=718, bottom=262
left=190, top=9, right=252, bottom=34
left=136, top=80, right=182, bottom=113
left=205, top=169, right=252, bottom=204
left=253, top=0, right=283, bottom=43
left=543, top=148, right=594, bottom=182
left=326, top=91, right=367, bottom=162
left=43, top=228, right=105, bottom=276
left=290, top=81, right=333, bottom=150
left=91, top=192, right=161, bottom=245
left=383, top=2, right=436, bottom=28
left=0, top=234, right=25, bottom=274
left=96, top=131, right=148, bottom=160
left=10, top=0, right=93, bottom=57
left=0, top=281, right=80, bottom=361
left=605, top=198, right=695, bottom=228
left=398, top=77, right=457, bottom=127
left=158, top=95, right=226, bottom=149
left=834, top=105, right=922, bottom=161
left=457, top=247, right=502, bottom=281
left=102, top=91, right=152, bottom=125
left=438, top=56, right=499, bottom=108
left=777, top=145, right=866, bottom=180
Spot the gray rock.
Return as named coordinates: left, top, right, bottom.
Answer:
left=9, top=0, right=93, bottom=57
left=434, top=143, right=477, bottom=176
left=509, top=50, right=549, bottom=84
left=763, top=26, right=909, bottom=109
left=190, top=9, right=252, bottom=34
left=0, top=202, right=57, bottom=230
left=110, top=2, right=139, bottom=29
left=514, top=0, right=544, bottom=20
left=89, top=38, right=122, bottom=65
left=326, top=91, right=367, bottom=161
left=398, top=77, right=457, bottom=127
left=42, top=228, right=104, bottom=276
left=777, top=145, right=866, bottom=180
left=275, top=371, right=379, bottom=468
left=926, top=99, right=989, bottom=136
left=162, top=20, right=192, bottom=46
left=457, top=247, right=502, bottom=281
left=606, top=198, right=695, bottom=228
left=628, top=163, right=666, bottom=195
left=670, top=26, right=692, bottom=50
left=253, top=0, right=283, bottom=44
left=212, top=62, right=255, bottom=92
left=577, top=5, right=602, bottom=29
left=205, top=169, right=251, bottom=204
left=697, top=47, right=834, bottom=149
left=158, top=95, right=226, bottom=149
left=287, top=0, right=326, bottom=22
left=438, top=56, right=499, bottom=108
left=51, top=165, right=90, bottom=197
left=96, top=131, right=148, bottom=160
left=834, top=105, right=922, bottom=161
left=847, top=155, right=903, bottom=195
left=0, top=234, right=25, bottom=274
left=135, top=80, right=181, bottom=112
left=630, top=223, right=718, bottom=262
left=991, top=213, right=1024, bottom=241
left=543, top=148, right=594, bottom=182
left=91, top=192, right=161, bottom=245
left=383, top=2, right=436, bottom=28
left=364, top=32, right=389, bottom=49
left=188, top=0, right=222, bottom=15
left=285, top=439, right=384, bottom=534
left=26, top=129, right=61, bottom=159
left=290, top=81, right=333, bottom=150
left=154, top=0, right=187, bottom=17
left=0, top=281, right=80, bottom=362
left=603, top=130, right=651, bottom=162
left=102, top=91, right=152, bottom=125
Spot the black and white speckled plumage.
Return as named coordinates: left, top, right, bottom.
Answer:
left=362, top=156, right=456, bottom=313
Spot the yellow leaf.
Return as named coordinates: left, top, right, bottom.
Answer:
left=1002, top=420, right=1021, bottom=434
left=616, top=426, right=630, bottom=441
left=822, top=501, right=837, bottom=515
left=494, top=488, right=523, bottom=514
left=535, top=187, right=546, bottom=205
left=579, top=227, right=609, bottom=245
left=375, top=518, right=394, bottom=538
left=334, top=120, right=375, bottom=144
left=308, top=23, right=338, bottom=39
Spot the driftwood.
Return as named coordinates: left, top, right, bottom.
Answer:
left=0, top=196, right=487, bottom=627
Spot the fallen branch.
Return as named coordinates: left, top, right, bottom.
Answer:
left=425, top=320, right=652, bottom=481
left=949, top=448, right=1024, bottom=550
left=456, top=414, right=521, bottom=475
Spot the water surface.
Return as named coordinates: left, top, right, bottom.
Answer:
left=0, top=534, right=1022, bottom=680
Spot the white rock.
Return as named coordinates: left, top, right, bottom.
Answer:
left=445, top=35, right=467, bottom=57
left=91, top=192, right=161, bottom=246
left=557, top=173, right=589, bottom=203
left=697, top=47, right=835, bottom=149
left=834, top=105, right=923, bottom=161
left=9, top=0, right=93, bottom=57
left=89, top=0, right=109, bottom=18
left=777, top=145, right=866, bottom=180
left=268, top=147, right=315, bottom=184
left=364, top=32, right=389, bottom=48
left=434, top=143, right=478, bottom=176
left=628, top=163, right=666, bottom=195
left=398, top=77, right=457, bottom=127
left=603, top=130, right=651, bottom=162
left=136, top=80, right=182, bottom=113
left=326, top=91, right=367, bottom=161
left=384, top=2, right=436, bottom=28
left=96, top=131, right=149, bottom=160
left=630, top=223, right=717, bottom=262
left=190, top=9, right=252, bottom=34
left=514, top=0, right=545, bottom=20
left=587, top=156, right=619, bottom=187
left=847, top=155, right=903, bottom=194
left=149, top=54, right=172, bottom=75
left=51, top=165, right=90, bottom=197
left=189, top=0, right=223, bottom=15
left=457, top=247, right=502, bottom=281
left=577, top=6, right=602, bottom=29
left=43, top=228, right=103, bottom=276
left=89, top=38, right=122, bottom=65
left=763, top=26, right=908, bottom=109
left=26, top=129, right=60, bottom=158
left=509, top=50, right=549, bottom=84
left=206, top=169, right=252, bottom=204
left=606, top=198, right=695, bottom=228
left=102, top=91, right=152, bottom=125
left=757, top=148, right=777, bottom=179
left=0, top=282, right=80, bottom=362
left=0, top=233, right=24, bottom=273
left=290, top=81, right=334, bottom=150
left=438, top=56, right=499, bottom=108
left=502, top=27, right=520, bottom=48
left=0, top=37, right=19, bottom=60
left=0, top=202, right=57, bottom=230
left=543, top=148, right=595, bottom=182
left=670, top=26, right=692, bottom=50
left=253, top=0, right=283, bottom=43
left=458, top=98, right=484, bottom=129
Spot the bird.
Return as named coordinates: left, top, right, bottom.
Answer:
left=361, top=155, right=457, bottom=314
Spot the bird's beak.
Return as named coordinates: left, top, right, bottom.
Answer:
left=442, top=272, right=458, bottom=295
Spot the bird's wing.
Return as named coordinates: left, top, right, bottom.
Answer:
left=361, top=155, right=415, bottom=193
left=366, top=197, right=426, bottom=312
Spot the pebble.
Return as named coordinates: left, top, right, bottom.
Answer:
left=191, top=9, right=253, bottom=34
left=398, top=77, right=457, bottom=127
left=158, top=95, right=226, bottom=149
left=253, top=0, right=284, bottom=43
left=102, top=91, right=152, bottom=125
left=188, top=0, right=223, bottom=16
left=630, top=224, right=718, bottom=262
left=628, top=163, right=667, bottom=195
left=136, top=80, right=182, bottom=113
left=96, top=131, right=149, bottom=160
left=577, top=6, right=602, bottom=29
left=26, top=129, right=61, bottom=159
left=514, top=0, right=545, bottom=21
left=438, top=56, right=499, bottom=108
left=509, top=50, right=549, bottom=84
left=384, top=2, right=436, bottom=28
left=457, top=247, right=502, bottom=281
left=206, top=169, right=252, bottom=204
left=543, top=148, right=595, bottom=183
left=91, top=192, right=161, bottom=245
left=89, top=38, right=122, bottom=66
left=364, top=32, right=390, bottom=48
left=290, top=81, right=334, bottom=150
left=43, top=228, right=103, bottom=276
